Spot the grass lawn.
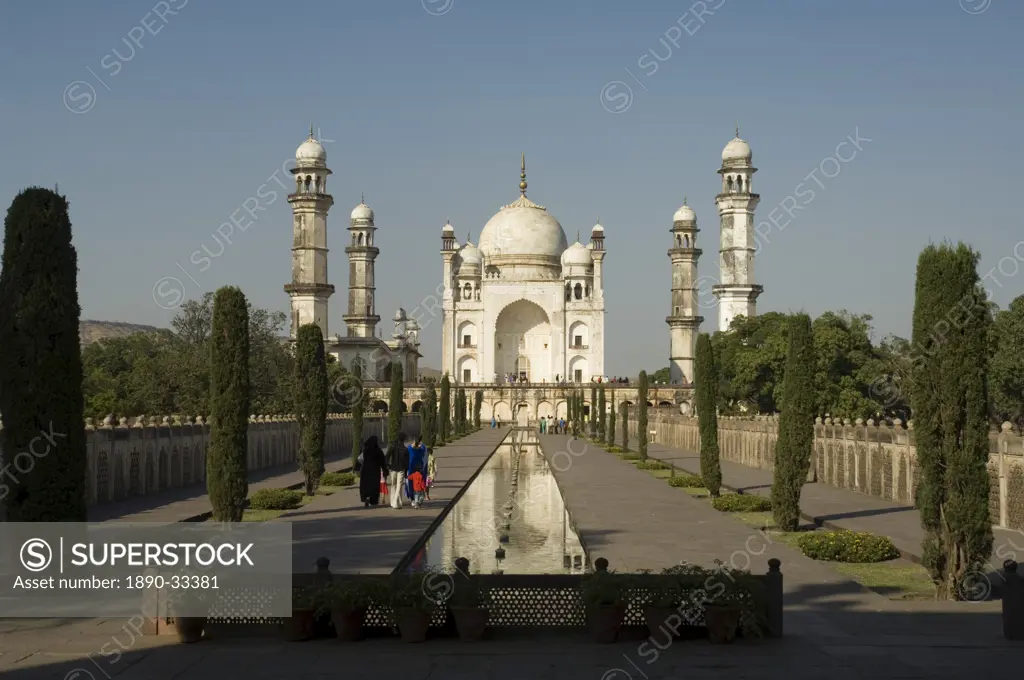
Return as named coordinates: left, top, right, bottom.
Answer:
left=241, top=485, right=350, bottom=522
left=729, top=510, right=935, bottom=599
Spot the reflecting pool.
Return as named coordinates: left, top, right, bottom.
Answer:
left=408, top=429, right=588, bottom=574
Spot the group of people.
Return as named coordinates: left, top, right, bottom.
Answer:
left=537, top=416, right=568, bottom=434
left=356, top=432, right=437, bottom=509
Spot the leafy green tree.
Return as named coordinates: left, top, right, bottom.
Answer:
left=387, top=361, right=404, bottom=443
left=911, top=243, right=993, bottom=599
left=0, top=187, right=87, bottom=521
left=590, top=384, right=598, bottom=438
left=294, top=324, right=327, bottom=495
left=421, top=383, right=437, bottom=448
left=598, top=384, right=606, bottom=440
left=207, top=286, right=250, bottom=522
left=637, top=371, right=649, bottom=460
left=439, top=375, right=451, bottom=442
left=649, top=367, right=671, bottom=384
left=474, top=390, right=483, bottom=429
left=350, top=375, right=364, bottom=467
left=771, top=314, right=815, bottom=531
left=695, top=333, right=722, bottom=497
left=621, top=401, right=629, bottom=452
left=990, top=295, right=1024, bottom=431
left=607, top=398, right=616, bottom=447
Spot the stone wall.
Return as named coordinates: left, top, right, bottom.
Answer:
left=1, top=413, right=419, bottom=507
left=629, top=412, right=1024, bottom=532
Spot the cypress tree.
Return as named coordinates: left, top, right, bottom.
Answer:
left=577, top=389, right=585, bottom=434
left=598, top=384, right=606, bottom=441
left=439, top=374, right=451, bottom=442
left=207, top=286, right=250, bottom=522
left=590, top=384, right=598, bottom=438
left=474, top=390, right=483, bottom=429
left=0, top=187, right=87, bottom=521
left=695, top=333, right=722, bottom=497
left=607, top=398, right=616, bottom=447
left=294, top=324, right=327, bottom=495
left=771, top=314, right=816, bottom=531
left=421, top=383, right=437, bottom=448
left=350, top=377, right=364, bottom=468
left=637, top=371, right=649, bottom=460
left=387, top=361, right=404, bottom=444
left=621, top=402, right=630, bottom=452
left=911, top=243, right=992, bottom=599
left=456, top=387, right=466, bottom=435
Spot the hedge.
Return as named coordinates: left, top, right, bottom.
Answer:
left=711, top=494, right=772, bottom=512
left=635, top=459, right=670, bottom=471
left=321, top=471, right=356, bottom=487
left=667, top=473, right=704, bottom=488
left=795, top=530, right=900, bottom=563
left=248, top=488, right=303, bottom=511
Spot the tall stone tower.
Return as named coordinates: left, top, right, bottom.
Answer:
left=439, top=219, right=457, bottom=377
left=286, top=127, right=335, bottom=340
left=666, top=199, right=703, bottom=384
left=342, top=195, right=380, bottom=337
left=712, top=126, right=763, bottom=332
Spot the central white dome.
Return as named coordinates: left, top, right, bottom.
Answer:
left=478, top=197, right=568, bottom=259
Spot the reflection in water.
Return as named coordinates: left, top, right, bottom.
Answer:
left=410, top=430, right=587, bottom=574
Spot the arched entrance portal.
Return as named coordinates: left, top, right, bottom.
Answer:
left=495, top=300, right=551, bottom=383
left=514, top=403, right=530, bottom=426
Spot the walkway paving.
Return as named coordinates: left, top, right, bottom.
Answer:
left=627, top=435, right=1023, bottom=568
left=89, top=454, right=353, bottom=523
left=537, top=435, right=901, bottom=612
left=287, top=428, right=510, bottom=573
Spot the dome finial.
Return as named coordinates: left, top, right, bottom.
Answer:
left=735, top=121, right=740, bottom=138
left=309, top=122, right=314, bottom=139
left=519, top=152, right=527, bottom=196
left=683, top=196, right=687, bottom=206
left=466, top=231, right=470, bottom=243
left=361, top=190, right=365, bottom=205
left=576, top=229, right=580, bottom=242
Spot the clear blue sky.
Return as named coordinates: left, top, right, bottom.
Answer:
left=2, top=0, right=1021, bottom=373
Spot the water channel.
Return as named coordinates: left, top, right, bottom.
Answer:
left=408, top=429, right=588, bottom=574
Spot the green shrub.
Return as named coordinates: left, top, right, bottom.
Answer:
left=320, top=471, right=356, bottom=487
left=635, top=459, right=670, bottom=471
left=711, top=494, right=771, bottom=512
left=248, top=488, right=303, bottom=511
left=795, top=530, right=900, bottom=563
left=620, top=452, right=641, bottom=461
left=667, top=473, right=704, bottom=488
left=606, top=445, right=623, bottom=453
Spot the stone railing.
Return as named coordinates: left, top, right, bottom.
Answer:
left=630, top=412, right=1024, bottom=531
left=1, top=413, right=420, bottom=507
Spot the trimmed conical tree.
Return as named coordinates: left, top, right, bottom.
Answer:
left=590, top=384, right=598, bottom=438
left=911, top=243, right=993, bottom=599
left=456, top=387, right=466, bottom=435
left=0, top=187, right=87, bottom=521
left=771, top=314, right=816, bottom=531
left=577, top=389, right=585, bottom=434
left=295, top=324, right=327, bottom=495
left=637, top=371, right=649, bottom=460
left=207, top=286, right=251, bottom=522
left=598, top=384, right=606, bottom=441
left=695, top=333, right=722, bottom=497
left=607, top=398, right=616, bottom=447
left=439, top=375, right=451, bottom=442
left=621, top=402, right=630, bottom=452
left=350, top=377, right=364, bottom=468
left=474, top=390, right=483, bottom=429
left=421, top=383, right=437, bottom=448
left=387, top=361, right=404, bottom=444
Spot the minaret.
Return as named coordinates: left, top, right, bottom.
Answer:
left=667, top=199, right=703, bottom=384
left=440, top=219, right=457, bottom=377
left=712, top=125, right=762, bottom=332
left=342, top=193, right=380, bottom=338
left=589, top=219, right=606, bottom=300
left=285, top=126, right=335, bottom=340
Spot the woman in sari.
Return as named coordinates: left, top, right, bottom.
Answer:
left=358, top=436, right=388, bottom=507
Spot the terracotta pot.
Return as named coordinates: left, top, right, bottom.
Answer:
left=395, top=607, right=432, bottom=643
left=174, top=616, right=206, bottom=644
left=587, top=604, right=626, bottom=643
left=704, top=605, right=741, bottom=644
left=451, top=607, right=488, bottom=641
left=643, top=606, right=683, bottom=638
left=282, top=608, right=315, bottom=641
left=331, top=607, right=367, bottom=641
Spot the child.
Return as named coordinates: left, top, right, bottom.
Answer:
left=408, top=469, right=426, bottom=508
left=379, top=469, right=388, bottom=503
left=425, top=448, right=436, bottom=500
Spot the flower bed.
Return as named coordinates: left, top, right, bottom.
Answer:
left=320, top=471, right=356, bottom=487
left=667, top=473, right=704, bottom=488
left=711, top=494, right=772, bottom=512
left=795, top=530, right=900, bottom=563
left=249, top=488, right=303, bottom=511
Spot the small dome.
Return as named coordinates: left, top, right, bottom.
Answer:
left=722, top=136, right=752, bottom=162
left=296, top=137, right=326, bottom=166
left=561, top=240, right=593, bottom=267
left=351, top=202, right=373, bottom=222
left=393, top=308, right=407, bottom=322
left=673, top=204, right=696, bottom=223
left=460, top=241, right=482, bottom=266
left=442, top=220, right=455, bottom=234
left=591, top=223, right=604, bottom=235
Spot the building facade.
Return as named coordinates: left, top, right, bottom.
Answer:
left=440, top=156, right=606, bottom=385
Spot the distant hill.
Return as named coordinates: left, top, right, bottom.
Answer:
left=80, top=320, right=163, bottom=345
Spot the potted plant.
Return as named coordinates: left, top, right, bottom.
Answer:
left=388, top=575, right=436, bottom=643
left=702, top=560, right=766, bottom=644
left=580, top=571, right=629, bottom=643
left=282, top=585, right=317, bottom=641
left=169, top=583, right=212, bottom=644
left=447, top=577, right=489, bottom=641
left=639, top=571, right=683, bottom=639
left=316, top=580, right=381, bottom=641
